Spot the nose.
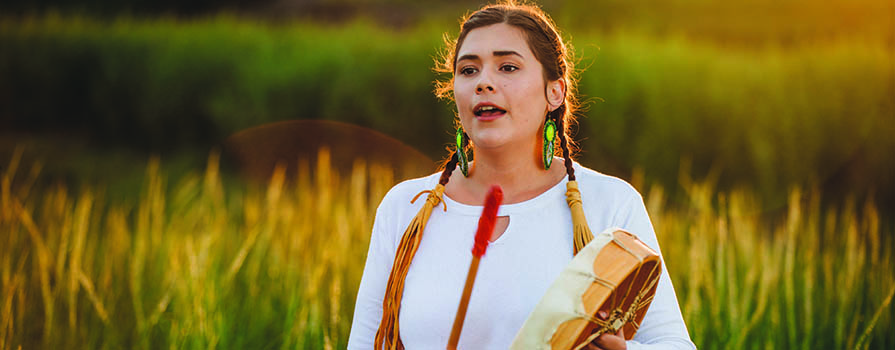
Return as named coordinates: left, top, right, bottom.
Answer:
left=476, top=84, right=494, bottom=93
left=475, top=72, right=495, bottom=94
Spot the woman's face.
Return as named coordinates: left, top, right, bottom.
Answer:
left=453, top=23, right=562, bottom=152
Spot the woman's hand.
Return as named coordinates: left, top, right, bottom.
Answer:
left=583, top=311, right=627, bottom=350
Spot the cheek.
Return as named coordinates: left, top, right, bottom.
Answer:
left=454, top=87, right=480, bottom=124
left=453, top=82, right=472, bottom=106
left=511, top=82, right=547, bottom=116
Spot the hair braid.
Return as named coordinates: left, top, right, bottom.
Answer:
left=439, top=150, right=460, bottom=186
left=553, top=106, right=576, bottom=181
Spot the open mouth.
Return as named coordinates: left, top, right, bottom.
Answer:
left=474, top=104, right=507, bottom=118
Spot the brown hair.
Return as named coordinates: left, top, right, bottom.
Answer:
left=434, top=0, right=581, bottom=183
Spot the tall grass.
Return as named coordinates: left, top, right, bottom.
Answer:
left=1, top=149, right=893, bottom=349
left=1, top=147, right=393, bottom=349
left=640, top=172, right=895, bottom=349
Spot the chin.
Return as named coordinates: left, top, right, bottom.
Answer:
left=469, top=135, right=514, bottom=150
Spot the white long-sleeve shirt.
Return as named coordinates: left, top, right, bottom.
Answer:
left=348, top=163, right=696, bottom=350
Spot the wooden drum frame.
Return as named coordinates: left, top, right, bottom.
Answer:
left=511, top=228, right=662, bottom=350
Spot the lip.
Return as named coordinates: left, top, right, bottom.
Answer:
left=473, top=102, right=507, bottom=121
left=475, top=113, right=505, bottom=121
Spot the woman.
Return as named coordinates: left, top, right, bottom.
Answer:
left=348, top=2, right=696, bottom=349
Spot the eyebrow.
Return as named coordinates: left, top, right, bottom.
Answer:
left=456, top=50, right=524, bottom=63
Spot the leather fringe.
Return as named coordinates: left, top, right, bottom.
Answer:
left=375, top=184, right=446, bottom=350
left=566, top=180, right=594, bottom=255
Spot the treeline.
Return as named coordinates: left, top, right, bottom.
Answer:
left=2, top=0, right=892, bottom=45
left=0, top=15, right=893, bottom=207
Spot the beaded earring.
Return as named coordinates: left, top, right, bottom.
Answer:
left=543, top=116, right=557, bottom=170
left=456, top=127, right=470, bottom=176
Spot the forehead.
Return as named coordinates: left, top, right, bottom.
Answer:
left=457, top=23, right=534, bottom=60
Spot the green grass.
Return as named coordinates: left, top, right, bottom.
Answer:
left=1, top=14, right=893, bottom=205
left=640, top=170, right=895, bottom=349
left=1, top=149, right=892, bottom=349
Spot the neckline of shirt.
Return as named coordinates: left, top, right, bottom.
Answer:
left=433, top=162, right=580, bottom=216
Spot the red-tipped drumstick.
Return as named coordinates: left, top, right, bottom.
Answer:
left=447, top=185, right=503, bottom=350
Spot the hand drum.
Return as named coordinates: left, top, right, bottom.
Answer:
left=511, top=228, right=662, bottom=350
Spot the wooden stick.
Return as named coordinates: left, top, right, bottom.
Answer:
left=447, top=256, right=481, bottom=350
left=446, top=185, right=502, bottom=349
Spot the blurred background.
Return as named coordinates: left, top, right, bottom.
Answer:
left=2, top=0, right=893, bottom=209
left=0, top=0, right=893, bottom=349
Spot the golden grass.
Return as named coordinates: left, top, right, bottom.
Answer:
left=0, top=147, right=892, bottom=349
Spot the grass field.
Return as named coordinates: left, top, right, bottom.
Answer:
left=2, top=14, right=893, bottom=206
left=1, top=148, right=893, bottom=349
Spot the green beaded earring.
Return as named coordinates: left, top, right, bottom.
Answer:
left=456, top=127, right=470, bottom=176
left=543, top=117, right=557, bottom=169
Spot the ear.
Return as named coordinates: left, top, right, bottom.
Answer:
left=546, top=79, right=566, bottom=112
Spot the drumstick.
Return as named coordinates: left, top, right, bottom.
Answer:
left=447, top=185, right=503, bottom=350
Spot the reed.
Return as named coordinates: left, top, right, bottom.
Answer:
left=646, top=175, right=895, bottom=349
left=0, top=148, right=891, bottom=349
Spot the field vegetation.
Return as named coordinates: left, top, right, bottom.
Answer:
left=1, top=12, right=892, bottom=206
left=1, top=149, right=892, bottom=349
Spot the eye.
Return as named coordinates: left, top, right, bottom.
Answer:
left=500, top=64, right=519, bottom=72
left=459, top=66, right=478, bottom=76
